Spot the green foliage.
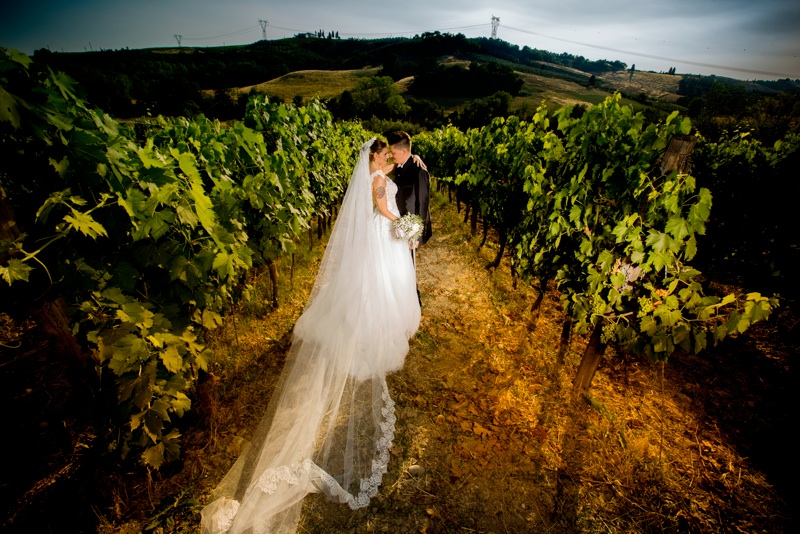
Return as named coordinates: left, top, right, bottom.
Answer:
left=412, top=61, right=523, bottom=98
left=0, top=51, right=368, bottom=468
left=420, top=94, right=778, bottom=364
left=453, top=91, right=514, bottom=129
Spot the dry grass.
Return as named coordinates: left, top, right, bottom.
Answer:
left=506, top=70, right=646, bottom=117
left=599, top=70, right=682, bottom=102
left=215, top=61, right=679, bottom=116
left=236, top=68, right=381, bottom=102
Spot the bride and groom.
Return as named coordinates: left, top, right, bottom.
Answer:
left=201, top=131, right=432, bottom=533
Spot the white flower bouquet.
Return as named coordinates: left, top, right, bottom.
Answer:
left=392, top=213, right=424, bottom=245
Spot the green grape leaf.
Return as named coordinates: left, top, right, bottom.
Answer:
left=201, top=309, right=223, bottom=329
left=745, top=294, right=772, bottom=323
left=665, top=217, right=690, bottom=241
left=49, top=156, right=69, bottom=176
left=142, top=443, right=166, bottom=469
left=109, top=334, right=148, bottom=376
left=654, top=305, right=682, bottom=327
left=0, top=86, right=22, bottom=129
left=116, top=302, right=155, bottom=331
left=159, top=344, right=183, bottom=373
left=212, top=251, right=232, bottom=277
left=640, top=316, right=657, bottom=336
left=64, top=209, right=108, bottom=239
left=693, top=329, right=707, bottom=353
left=195, top=348, right=211, bottom=372
left=1, top=259, right=33, bottom=284
left=171, top=392, right=192, bottom=417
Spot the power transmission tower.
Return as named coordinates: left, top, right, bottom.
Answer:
left=491, top=16, right=500, bottom=39
left=174, top=34, right=182, bottom=47
left=259, top=19, right=268, bottom=40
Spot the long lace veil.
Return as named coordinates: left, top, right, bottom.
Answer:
left=201, top=138, right=406, bottom=533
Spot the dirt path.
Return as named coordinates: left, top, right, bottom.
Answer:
left=300, top=194, right=568, bottom=532
left=298, top=192, right=794, bottom=533
left=87, top=190, right=793, bottom=532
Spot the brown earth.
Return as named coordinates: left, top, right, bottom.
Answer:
left=297, top=191, right=797, bottom=533
left=3, top=188, right=797, bottom=533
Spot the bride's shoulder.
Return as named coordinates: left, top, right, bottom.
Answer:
left=370, top=169, right=387, bottom=180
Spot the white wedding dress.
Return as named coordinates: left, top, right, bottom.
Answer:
left=201, top=140, right=420, bottom=534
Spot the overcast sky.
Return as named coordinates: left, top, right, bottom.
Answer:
left=2, top=0, right=798, bottom=80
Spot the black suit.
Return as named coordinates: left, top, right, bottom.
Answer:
left=394, top=156, right=432, bottom=245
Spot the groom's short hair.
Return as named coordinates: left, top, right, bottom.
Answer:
left=387, top=130, right=411, bottom=152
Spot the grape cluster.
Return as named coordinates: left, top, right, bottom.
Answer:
left=592, top=295, right=607, bottom=315
left=637, top=296, right=654, bottom=317
left=601, top=322, right=616, bottom=344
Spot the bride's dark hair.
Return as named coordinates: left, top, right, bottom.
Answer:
left=369, top=138, right=387, bottom=160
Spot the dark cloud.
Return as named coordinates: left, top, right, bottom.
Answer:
left=1, top=0, right=797, bottom=78
left=737, top=2, right=800, bottom=37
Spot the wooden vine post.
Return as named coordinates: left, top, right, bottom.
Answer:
left=572, top=134, right=697, bottom=392
left=572, top=323, right=605, bottom=391
left=659, top=134, right=696, bottom=175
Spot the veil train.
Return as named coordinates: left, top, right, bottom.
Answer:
left=201, top=138, right=416, bottom=533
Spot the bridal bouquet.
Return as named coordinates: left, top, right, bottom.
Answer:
left=392, top=213, right=424, bottom=245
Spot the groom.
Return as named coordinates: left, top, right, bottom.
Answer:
left=387, top=131, right=432, bottom=247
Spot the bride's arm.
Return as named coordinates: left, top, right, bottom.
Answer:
left=372, top=174, right=398, bottom=222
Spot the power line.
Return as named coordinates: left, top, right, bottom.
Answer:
left=181, top=25, right=259, bottom=41
left=503, top=24, right=799, bottom=78
left=269, top=24, right=306, bottom=33
left=167, top=18, right=796, bottom=78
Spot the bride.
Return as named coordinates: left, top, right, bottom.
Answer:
left=201, top=138, right=421, bottom=533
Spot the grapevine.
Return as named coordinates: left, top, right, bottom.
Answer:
left=418, top=93, right=785, bottom=390
left=0, top=50, right=369, bottom=467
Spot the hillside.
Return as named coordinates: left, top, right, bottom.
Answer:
left=26, top=35, right=662, bottom=117
left=237, top=68, right=381, bottom=102
left=600, top=70, right=682, bottom=102
left=28, top=33, right=798, bottom=129
left=235, top=64, right=668, bottom=118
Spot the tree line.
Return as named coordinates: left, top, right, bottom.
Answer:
left=25, top=33, right=625, bottom=120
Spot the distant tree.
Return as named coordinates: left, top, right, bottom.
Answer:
left=411, top=61, right=522, bottom=98
left=380, top=53, right=416, bottom=81
left=405, top=96, right=446, bottom=129
left=678, top=75, right=716, bottom=97
left=453, top=91, right=512, bottom=128
left=199, top=88, right=245, bottom=120
left=331, top=90, right=356, bottom=119
left=588, top=74, right=596, bottom=87
left=385, top=94, right=410, bottom=117
left=361, top=117, right=424, bottom=137
left=329, top=76, right=408, bottom=121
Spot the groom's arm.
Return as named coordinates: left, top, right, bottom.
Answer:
left=414, top=166, right=430, bottom=220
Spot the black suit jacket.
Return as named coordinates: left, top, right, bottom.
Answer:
left=394, top=156, right=432, bottom=245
